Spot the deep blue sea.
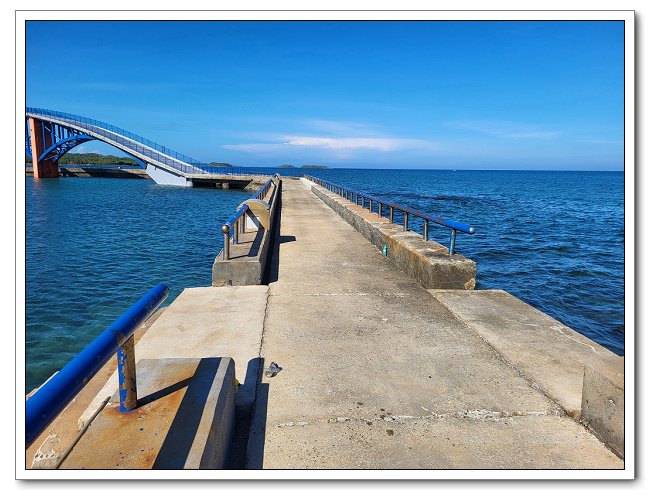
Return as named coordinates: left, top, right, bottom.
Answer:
left=25, top=169, right=624, bottom=392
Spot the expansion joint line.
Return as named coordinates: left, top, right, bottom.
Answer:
left=275, top=409, right=562, bottom=428
left=433, top=302, right=568, bottom=418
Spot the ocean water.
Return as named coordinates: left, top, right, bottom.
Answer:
left=24, top=169, right=624, bottom=392
left=25, top=177, right=250, bottom=392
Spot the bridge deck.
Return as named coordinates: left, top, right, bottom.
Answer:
left=252, top=178, right=621, bottom=469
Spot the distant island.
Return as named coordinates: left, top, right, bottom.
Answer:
left=208, top=162, right=234, bottom=167
left=58, top=153, right=139, bottom=166
left=300, top=165, right=329, bottom=169
left=278, top=164, right=296, bottom=168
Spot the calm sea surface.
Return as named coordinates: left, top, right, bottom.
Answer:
left=25, top=169, right=624, bottom=392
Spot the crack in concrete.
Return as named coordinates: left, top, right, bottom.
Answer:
left=306, top=292, right=410, bottom=297
left=549, top=324, right=604, bottom=356
left=275, top=409, right=561, bottom=428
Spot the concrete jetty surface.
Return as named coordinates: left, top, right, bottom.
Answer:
left=27, top=177, right=623, bottom=470
left=252, top=179, right=622, bottom=469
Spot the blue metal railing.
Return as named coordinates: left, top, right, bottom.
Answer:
left=25, top=108, right=254, bottom=177
left=25, top=285, right=169, bottom=447
left=305, top=175, right=475, bottom=255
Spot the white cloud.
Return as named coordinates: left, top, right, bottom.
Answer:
left=223, top=135, right=437, bottom=153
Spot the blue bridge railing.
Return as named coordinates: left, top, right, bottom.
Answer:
left=25, top=284, right=169, bottom=447
left=305, top=175, right=475, bottom=255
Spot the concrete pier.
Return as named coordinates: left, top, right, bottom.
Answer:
left=251, top=179, right=622, bottom=469
left=26, top=177, right=624, bottom=471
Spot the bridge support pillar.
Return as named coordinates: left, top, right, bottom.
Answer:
left=28, top=118, right=59, bottom=179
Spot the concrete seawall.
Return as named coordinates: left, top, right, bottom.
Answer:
left=306, top=178, right=476, bottom=290
left=212, top=177, right=282, bottom=286
left=26, top=166, right=150, bottom=179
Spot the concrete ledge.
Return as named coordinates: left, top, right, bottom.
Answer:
left=428, top=290, right=624, bottom=422
left=61, top=357, right=236, bottom=469
left=310, top=183, right=476, bottom=290
left=212, top=176, right=282, bottom=286
left=581, top=365, right=624, bottom=458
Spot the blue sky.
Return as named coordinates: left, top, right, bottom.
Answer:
left=26, top=20, right=624, bottom=170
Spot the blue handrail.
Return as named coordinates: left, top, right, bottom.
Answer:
left=305, top=175, right=475, bottom=254
left=25, top=284, right=169, bottom=447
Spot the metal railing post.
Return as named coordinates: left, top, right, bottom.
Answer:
left=424, top=220, right=429, bottom=240
left=404, top=212, right=409, bottom=231
left=389, top=207, right=394, bottom=223
left=117, top=336, right=137, bottom=412
left=222, top=226, right=231, bottom=260
left=449, top=229, right=457, bottom=255
left=378, top=202, right=383, bottom=218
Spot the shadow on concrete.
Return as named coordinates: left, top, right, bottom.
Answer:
left=152, top=357, right=223, bottom=469
left=225, top=357, right=268, bottom=469
left=264, top=186, right=296, bottom=285
left=137, top=376, right=193, bottom=406
left=242, top=359, right=269, bottom=470
left=247, top=225, right=265, bottom=257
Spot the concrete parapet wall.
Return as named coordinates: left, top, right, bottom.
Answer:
left=212, top=176, right=282, bottom=286
left=581, top=365, right=625, bottom=458
left=310, top=183, right=476, bottom=290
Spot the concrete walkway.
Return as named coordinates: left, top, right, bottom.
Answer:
left=252, top=179, right=622, bottom=469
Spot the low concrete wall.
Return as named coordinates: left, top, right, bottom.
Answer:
left=309, top=182, right=476, bottom=290
left=212, top=176, right=282, bottom=286
left=26, top=166, right=150, bottom=179
left=581, top=365, right=625, bottom=458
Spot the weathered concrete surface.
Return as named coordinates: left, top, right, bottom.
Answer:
left=582, top=365, right=625, bottom=458
left=81, top=286, right=267, bottom=430
left=428, top=290, right=624, bottom=420
left=26, top=307, right=167, bottom=470
left=212, top=178, right=281, bottom=286
left=263, top=415, right=622, bottom=469
left=252, top=179, right=622, bottom=469
left=308, top=180, right=476, bottom=290
left=61, top=357, right=236, bottom=469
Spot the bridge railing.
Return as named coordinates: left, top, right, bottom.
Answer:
left=25, top=285, right=169, bottom=448
left=305, top=175, right=475, bottom=255
left=26, top=107, right=208, bottom=175
left=25, top=108, right=262, bottom=177
left=220, top=176, right=277, bottom=260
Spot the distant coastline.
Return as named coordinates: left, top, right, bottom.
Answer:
left=58, top=153, right=139, bottom=167
left=301, top=165, right=329, bottom=169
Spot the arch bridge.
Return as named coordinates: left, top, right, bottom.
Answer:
left=25, top=108, right=226, bottom=186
